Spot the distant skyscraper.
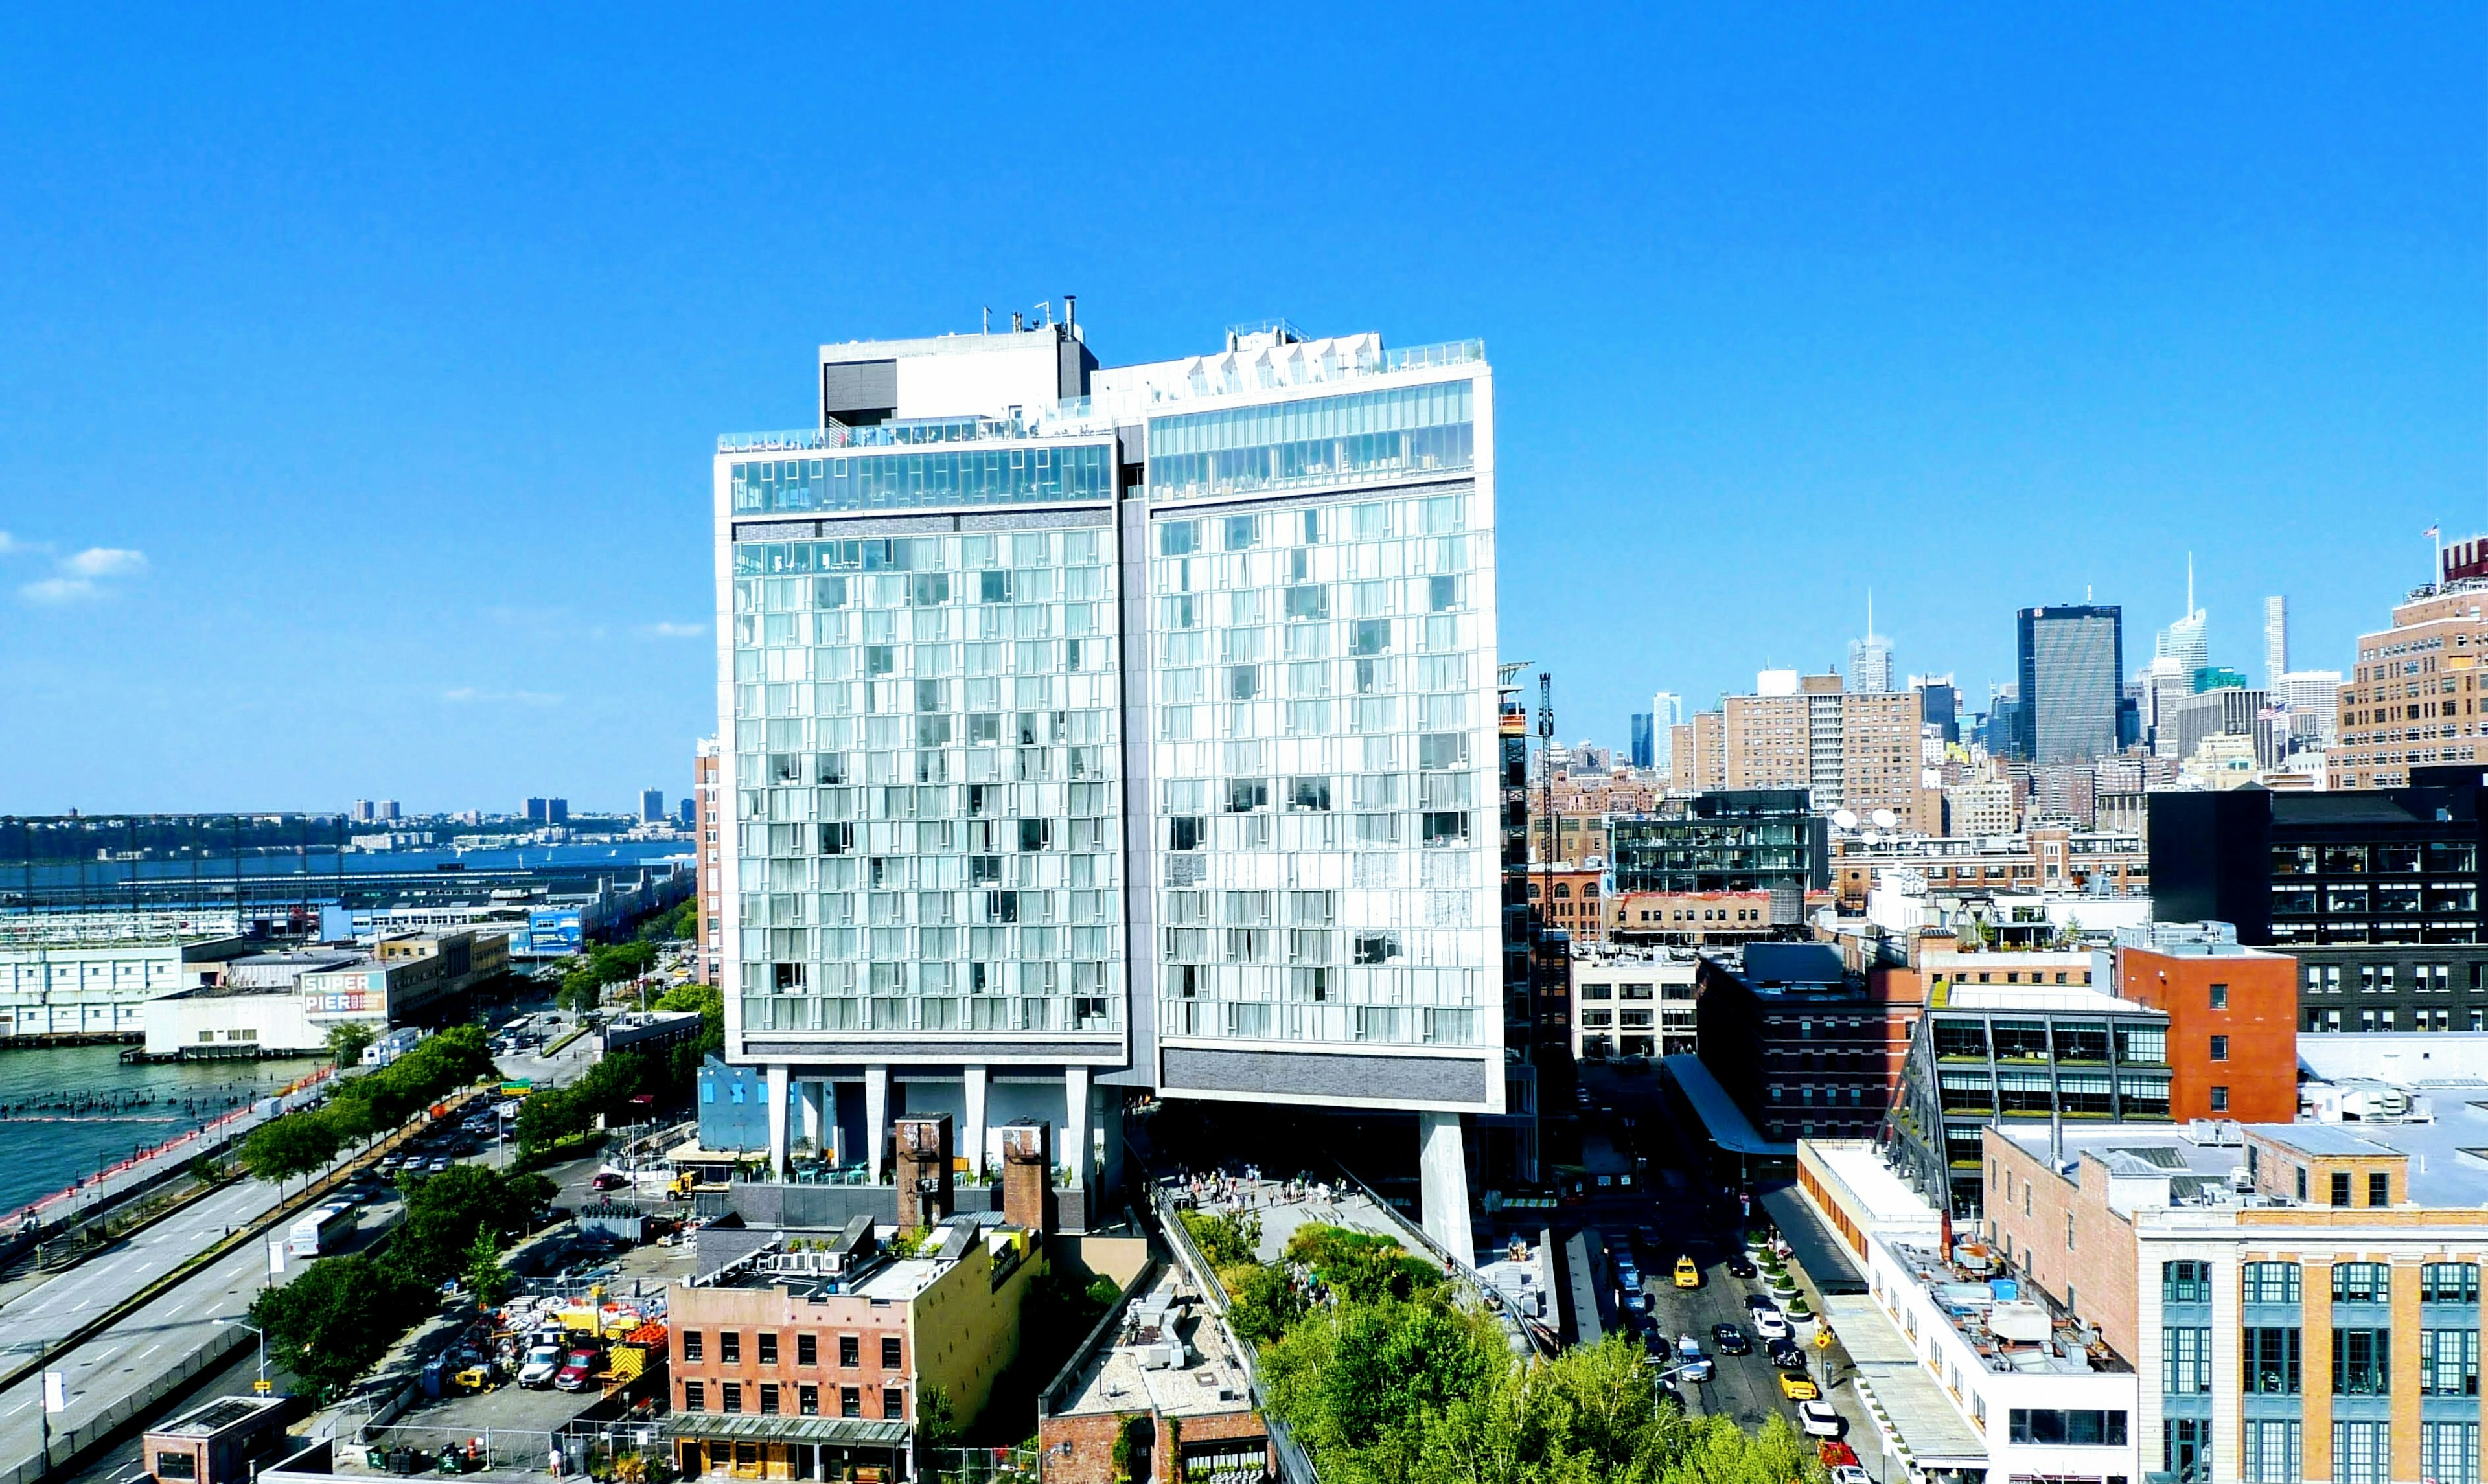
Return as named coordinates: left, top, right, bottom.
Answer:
left=640, top=788, right=666, bottom=823
left=524, top=797, right=548, bottom=824
left=378, top=800, right=400, bottom=822
left=2155, top=555, right=2207, bottom=677
left=2264, top=594, right=2288, bottom=687
left=547, top=798, right=569, bottom=826
left=2016, top=604, right=2125, bottom=764
left=1629, top=713, right=1655, bottom=770
left=1847, top=593, right=1894, bottom=693
left=1911, top=674, right=1960, bottom=744
left=1649, top=691, right=1683, bottom=777
left=352, top=799, right=376, bottom=824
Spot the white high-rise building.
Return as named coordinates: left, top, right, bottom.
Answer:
left=2263, top=593, right=2287, bottom=687
left=2156, top=554, right=2207, bottom=678
left=1649, top=690, right=1683, bottom=775
left=1847, top=593, right=1894, bottom=692
left=711, top=314, right=1501, bottom=1248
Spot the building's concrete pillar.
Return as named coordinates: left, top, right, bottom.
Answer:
left=1064, top=1067, right=1090, bottom=1187
left=963, top=1066, right=989, bottom=1180
left=798, top=1079, right=824, bottom=1158
left=1418, top=1112, right=1473, bottom=1263
left=864, top=1065, right=890, bottom=1183
left=766, top=1064, right=790, bottom=1180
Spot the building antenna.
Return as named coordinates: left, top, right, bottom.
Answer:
left=2187, top=552, right=2195, bottom=617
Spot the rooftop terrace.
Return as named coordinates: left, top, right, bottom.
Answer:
left=1880, top=1233, right=2130, bottom=1374
left=1051, top=1263, right=1256, bottom=1421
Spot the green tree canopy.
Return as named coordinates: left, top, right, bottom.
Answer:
left=325, top=1022, right=376, bottom=1067
left=251, top=1254, right=426, bottom=1398
left=390, top=1163, right=557, bottom=1283
left=239, top=1110, right=341, bottom=1189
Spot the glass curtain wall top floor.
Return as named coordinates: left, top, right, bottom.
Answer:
left=1146, top=380, right=1473, bottom=503
left=730, top=525, right=1123, bottom=1039
left=1147, top=485, right=1496, bottom=1051
left=730, top=440, right=1113, bottom=516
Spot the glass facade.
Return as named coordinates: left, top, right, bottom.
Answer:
left=1147, top=382, right=1473, bottom=502
left=1609, top=791, right=1824, bottom=895
left=730, top=441, right=1114, bottom=516
left=1147, top=485, right=1493, bottom=1049
left=728, top=524, right=1124, bottom=1038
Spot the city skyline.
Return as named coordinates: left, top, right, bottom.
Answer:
left=1, top=8, right=2482, bottom=810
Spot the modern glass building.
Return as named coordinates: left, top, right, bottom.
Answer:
left=712, top=317, right=1503, bottom=1246
left=2016, top=604, right=2126, bottom=764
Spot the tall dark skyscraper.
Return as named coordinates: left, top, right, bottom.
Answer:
left=2015, top=604, right=2125, bottom=763
left=1629, top=713, right=1655, bottom=770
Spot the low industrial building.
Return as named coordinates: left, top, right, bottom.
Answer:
left=140, top=930, right=509, bottom=1057
left=1038, top=1262, right=1273, bottom=1484
left=0, top=913, right=254, bottom=1040
left=143, top=1394, right=299, bottom=1484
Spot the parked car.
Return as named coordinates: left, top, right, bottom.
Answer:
left=1711, top=1323, right=1751, bottom=1355
left=1797, top=1400, right=1845, bottom=1438
left=1757, top=1310, right=1793, bottom=1341
left=1768, top=1337, right=1806, bottom=1369
left=427, top=1156, right=452, bottom=1174
left=1673, top=1256, right=1701, bottom=1289
left=1744, top=1292, right=1779, bottom=1315
left=1778, top=1369, right=1820, bottom=1402
left=1674, top=1337, right=1711, bottom=1382
left=1818, top=1443, right=1860, bottom=1470
left=554, top=1349, right=599, bottom=1392
left=1641, top=1332, right=1671, bottom=1366
left=517, top=1347, right=564, bottom=1388
left=1725, top=1255, right=1757, bottom=1278
left=1831, top=1466, right=1873, bottom=1484
left=1622, top=1288, right=1653, bottom=1314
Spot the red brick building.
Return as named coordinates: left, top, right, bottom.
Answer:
left=2116, top=939, right=2298, bottom=1123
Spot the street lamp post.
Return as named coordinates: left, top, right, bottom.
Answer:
left=224, top=1318, right=270, bottom=1391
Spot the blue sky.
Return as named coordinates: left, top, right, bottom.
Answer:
left=1, top=6, right=2480, bottom=812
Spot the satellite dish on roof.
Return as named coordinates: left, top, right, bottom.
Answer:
left=1872, top=808, right=1898, bottom=830
left=1862, top=830, right=1883, bottom=845
left=1831, top=808, right=1860, bottom=831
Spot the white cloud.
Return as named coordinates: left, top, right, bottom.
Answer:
left=442, top=687, right=565, bottom=707
left=19, top=577, right=98, bottom=604
left=639, top=621, right=706, bottom=639
left=61, top=547, right=147, bottom=578
left=14, top=543, right=146, bottom=605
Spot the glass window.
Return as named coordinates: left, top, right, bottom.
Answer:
left=2332, top=1328, right=2390, bottom=1395
left=682, top=1382, right=705, bottom=1412
left=2165, top=1261, right=2212, bottom=1303
left=2334, top=1262, right=2390, bottom=1301
left=2245, top=1263, right=2303, bottom=1305
left=2424, top=1422, right=2482, bottom=1484
left=2422, top=1329, right=2481, bottom=1395
left=2244, top=1421, right=2301, bottom=1484
left=2244, top=1327, right=2301, bottom=1394
left=720, top=1332, right=741, bottom=1363
left=2163, top=1326, right=2211, bottom=1393
left=2423, top=1263, right=2480, bottom=1303
left=881, top=1336, right=902, bottom=1368
left=2334, top=1422, right=2388, bottom=1484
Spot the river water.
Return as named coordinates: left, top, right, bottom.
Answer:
left=0, top=1045, right=326, bottom=1214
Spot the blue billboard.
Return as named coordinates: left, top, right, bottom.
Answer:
left=528, top=907, right=584, bottom=954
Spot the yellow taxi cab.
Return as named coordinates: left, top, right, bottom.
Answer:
left=1779, top=1369, right=1820, bottom=1401
left=1673, top=1256, right=1701, bottom=1289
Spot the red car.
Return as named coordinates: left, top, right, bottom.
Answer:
left=590, top=1172, right=628, bottom=1192
left=554, top=1350, right=599, bottom=1392
left=1819, top=1441, right=1860, bottom=1469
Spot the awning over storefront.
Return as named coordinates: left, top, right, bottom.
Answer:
left=1758, top=1184, right=1867, bottom=1296
left=1661, top=1054, right=1795, bottom=1158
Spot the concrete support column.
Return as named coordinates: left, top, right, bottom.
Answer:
left=1064, top=1066, right=1091, bottom=1188
left=766, top=1064, right=790, bottom=1181
left=963, top=1066, right=989, bottom=1180
left=798, top=1079, right=824, bottom=1158
left=1417, top=1111, right=1473, bottom=1263
left=864, top=1065, right=890, bottom=1183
